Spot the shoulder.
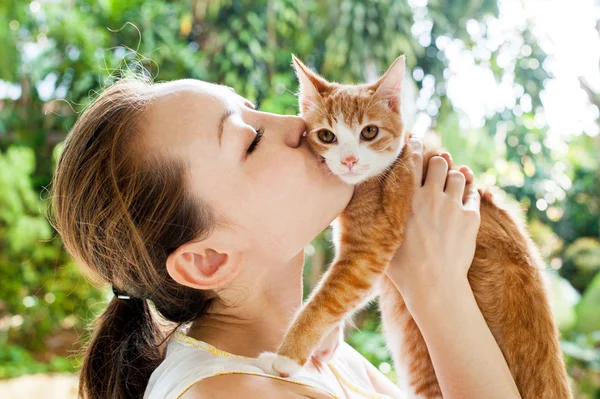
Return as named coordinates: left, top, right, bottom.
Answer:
left=179, top=373, right=332, bottom=399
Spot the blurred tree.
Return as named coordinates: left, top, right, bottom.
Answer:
left=0, top=0, right=598, bottom=395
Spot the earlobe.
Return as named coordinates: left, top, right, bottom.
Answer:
left=166, top=245, right=242, bottom=291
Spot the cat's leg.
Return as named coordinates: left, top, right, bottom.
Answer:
left=310, top=321, right=344, bottom=371
left=379, top=277, right=442, bottom=399
left=257, top=249, right=394, bottom=377
left=311, top=283, right=381, bottom=371
left=256, top=153, right=414, bottom=377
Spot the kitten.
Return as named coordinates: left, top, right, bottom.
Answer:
left=257, top=55, right=572, bottom=399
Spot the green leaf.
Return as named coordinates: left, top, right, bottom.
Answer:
left=575, top=272, right=600, bottom=334
left=548, top=273, right=580, bottom=332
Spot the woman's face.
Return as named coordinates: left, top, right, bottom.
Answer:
left=142, top=79, right=353, bottom=263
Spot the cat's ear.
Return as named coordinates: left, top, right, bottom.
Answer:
left=292, top=55, right=330, bottom=113
left=373, top=55, right=406, bottom=113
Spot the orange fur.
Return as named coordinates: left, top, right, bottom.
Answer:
left=274, top=57, right=572, bottom=398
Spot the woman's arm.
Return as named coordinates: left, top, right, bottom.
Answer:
left=384, top=138, right=521, bottom=399
left=392, top=277, right=521, bottom=399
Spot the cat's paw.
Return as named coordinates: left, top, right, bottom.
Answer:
left=310, top=325, right=343, bottom=372
left=256, top=352, right=303, bottom=378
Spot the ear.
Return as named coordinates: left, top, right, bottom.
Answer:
left=372, top=55, right=405, bottom=113
left=292, top=54, right=330, bottom=113
left=166, top=238, right=243, bottom=291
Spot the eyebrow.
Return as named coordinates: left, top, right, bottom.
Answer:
left=218, top=109, right=234, bottom=147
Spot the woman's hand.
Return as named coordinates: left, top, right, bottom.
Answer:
left=386, top=137, right=481, bottom=305
left=383, top=138, right=521, bottom=399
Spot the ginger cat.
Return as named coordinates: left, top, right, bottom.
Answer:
left=257, top=55, right=572, bottom=399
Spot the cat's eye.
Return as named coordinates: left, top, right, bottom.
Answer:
left=361, top=126, right=379, bottom=141
left=317, top=129, right=337, bottom=144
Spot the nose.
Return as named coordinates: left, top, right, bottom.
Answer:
left=245, top=109, right=305, bottom=148
left=341, top=156, right=358, bottom=171
left=278, top=115, right=307, bottom=148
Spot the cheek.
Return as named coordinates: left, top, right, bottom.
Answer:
left=324, top=146, right=343, bottom=169
left=323, top=146, right=336, bottom=158
left=239, top=163, right=308, bottom=259
left=242, top=149, right=310, bottom=221
left=359, top=146, right=377, bottom=164
left=255, top=149, right=303, bottom=188
left=361, top=146, right=397, bottom=173
left=235, top=144, right=352, bottom=259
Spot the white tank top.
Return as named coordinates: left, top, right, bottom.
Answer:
left=144, top=330, right=398, bottom=399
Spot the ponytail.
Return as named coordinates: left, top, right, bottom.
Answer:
left=79, top=296, right=162, bottom=399
left=50, top=78, right=217, bottom=399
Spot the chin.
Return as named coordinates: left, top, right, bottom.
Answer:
left=337, top=172, right=369, bottom=185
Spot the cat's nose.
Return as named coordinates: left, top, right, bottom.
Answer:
left=341, top=156, right=358, bottom=171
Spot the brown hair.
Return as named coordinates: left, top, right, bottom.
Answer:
left=50, top=76, right=216, bottom=399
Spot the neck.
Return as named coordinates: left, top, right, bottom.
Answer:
left=187, top=252, right=305, bottom=357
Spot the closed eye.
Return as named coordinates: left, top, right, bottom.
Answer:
left=244, top=98, right=261, bottom=112
left=247, top=127, right=264, bottom=154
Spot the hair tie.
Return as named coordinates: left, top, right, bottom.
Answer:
left=112, top=286, right=131, bottom=300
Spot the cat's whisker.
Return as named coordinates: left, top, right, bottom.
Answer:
left=371, top=172, right=390, bottom=189
left=395, top=159, right=410, bottom=175
left=373, top=166, right=401, bottom=191
left=363, top=92, right=393, bottom=114
left=387, top=164, right=406, bottom=190
left=364, top=98, right=393, bottom=114
left=363, top=94, right=376, bottom=116
left=384, top=172, right=400, bottom=191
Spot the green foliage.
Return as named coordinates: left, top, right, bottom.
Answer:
left=552, top=273, right=600, bottom=396
left=576, top=273, right=600, bottom=334
left=0, top=0, right=598, bottom=395
left=549, top=273, right=580, bottom=332
left=0, top=343, right=77, bottom=379
left=0, top=146, right=103, bottom=377
left=563, top=238, right=600, bottom=293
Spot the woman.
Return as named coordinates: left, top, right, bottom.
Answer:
left=51, top=76, right=520, bottom=399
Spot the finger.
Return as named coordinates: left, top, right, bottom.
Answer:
left=458, top=166, right=474, bottom=185
left=463, top=185, right=481, bottom=212
left=439, top=152, right=453, bottom=169
left=423, top=156, right=449, bottom=191
left=445, top=170, right=466, bottom=201
left=409, top=138, right=424, bottom=187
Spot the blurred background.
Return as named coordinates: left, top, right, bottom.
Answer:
left=0, top=0, right=599, bottom=397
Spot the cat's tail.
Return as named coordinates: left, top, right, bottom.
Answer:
left=471, top=190, right=573, bottom=399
